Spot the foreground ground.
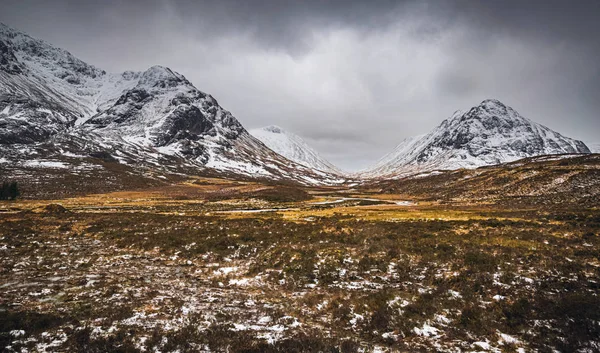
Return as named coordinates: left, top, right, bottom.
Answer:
left=1, top=178, right=599, bottom=352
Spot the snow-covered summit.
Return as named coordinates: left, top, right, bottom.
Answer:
left=361, top=99, right=591, bottom=178
left=137, top=66, right=188, bottom=88
left=250, top=125, right=344, bottom=175
left=84, top=63, right=246, bottom=163
left=0, top=22, right=141, bottom=143
left=0, top=22, right=104, bottom=79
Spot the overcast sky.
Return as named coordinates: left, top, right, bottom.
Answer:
left=1, top=0, right=599, bottom=170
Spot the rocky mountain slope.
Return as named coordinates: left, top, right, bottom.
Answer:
left=250, top=125, right=343, bottom=175
left=361, top=99, right=590, bottom=178
left=0, top=23, right=343, bottom=186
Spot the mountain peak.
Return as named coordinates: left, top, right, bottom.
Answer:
left=479, top=98, right=505, bottom=107
left=475, top=99, right=514, bottom=117
left=0, top=22, right=104, bottom=81
left=138, top=66, right=188, bottom=88
left=143, top=65, right=174, bottom=76
left=450, top=99, right=529, bottom=129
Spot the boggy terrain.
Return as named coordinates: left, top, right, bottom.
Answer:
left=0, top=174, right=599, bottom=353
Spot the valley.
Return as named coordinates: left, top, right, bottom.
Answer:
left=1, top=156, right=599, bottom=352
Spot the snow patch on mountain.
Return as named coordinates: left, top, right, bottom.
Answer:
left=250, top=126, right=343, bottom=175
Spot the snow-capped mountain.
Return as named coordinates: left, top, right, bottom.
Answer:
left=362, top=99, right=590, bottom=178
left=0, top=23, right=130, bottom=144
left=0, top=23, right=344, bottom=185
left=250, top=125, right=343, bottom=175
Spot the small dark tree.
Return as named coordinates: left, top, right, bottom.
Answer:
left=8, top=182, right=19, bottom=200
left=0, top=181, right=20, bottom=200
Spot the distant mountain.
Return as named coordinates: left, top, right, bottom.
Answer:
left=587, top=142, right=600, bottom=153
left=0, top=23, right=344, bottom=186
left=250, top=126, right=343, bottom=175
left=361, top=99, right=590, bottom=178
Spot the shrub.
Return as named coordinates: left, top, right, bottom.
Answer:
left=464, top=251, right=497, bottom=273
left=458, top=305, right=487, bottom=335
left=502, top=298, right=531, bottom=331
left=0, top=181, right=20, bottom=200
left=248, top=186, right=312, bottom=202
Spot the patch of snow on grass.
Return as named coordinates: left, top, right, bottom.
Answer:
left=413, top=323, right=439, bottom=337
left=23, top=160, right=68, bottom=169
left=448, top=290, right=462, bottom=298
left=498, top=332, right=520, bottom=345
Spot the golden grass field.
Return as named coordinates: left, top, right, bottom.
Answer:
left=1, top=176, right=599, bottom=352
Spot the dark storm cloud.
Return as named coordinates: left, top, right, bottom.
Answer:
left=1, top=0, right=599, bottom=170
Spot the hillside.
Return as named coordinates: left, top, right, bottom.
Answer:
left=370, top=154, right=600, bottom=207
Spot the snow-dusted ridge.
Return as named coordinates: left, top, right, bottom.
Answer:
left=360, top=99, right=590, bottom=179
left=250, top=125, right=344, bottom=176
left=0, top=23, right=345, bottom=185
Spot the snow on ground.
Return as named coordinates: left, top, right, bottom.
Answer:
left=22, top=160, right=68, bottom=169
